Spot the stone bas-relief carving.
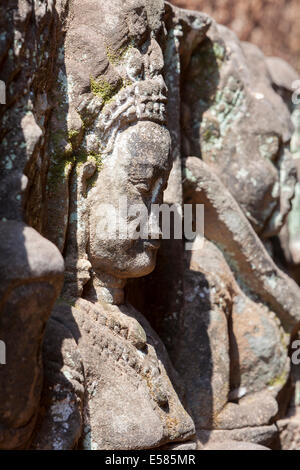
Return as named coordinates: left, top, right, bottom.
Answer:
left=169, top=16, right=300, bottom=449
left=1, top=0, right=300, bottom=451
left=265, top=56, right=300, bottom=284
left=265, top=55, right=300, bottom=450
left=127, top=4, right=300, bottom=450
left=33, top=0, right=196, bottom=450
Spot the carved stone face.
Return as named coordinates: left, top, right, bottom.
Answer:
left=65, top=0, right=172, bottom=280
left=89, top=121, right=171, bottom=278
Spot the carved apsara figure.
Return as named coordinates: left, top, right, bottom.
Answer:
left=1, top=0, right=300, bottom=451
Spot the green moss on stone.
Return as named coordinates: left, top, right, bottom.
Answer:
left=88, top=152, right=103, bottom=172
left=68, top=129, right=80, bottom=141
left=90, top=77, right=113, bottom=101
left=267, top=369, right=288, bottom=388
left=105, top=42, right=133, bottom=66
left=213, top=42, right=226, bottom=62
left=90, top=76, right=122, bottom=103
left=47, top=154, right=75, bottom=191
left=75, top=150, right=103, bottom=172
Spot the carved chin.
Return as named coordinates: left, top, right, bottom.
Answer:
left=119, top=248, right=158, bottom=279
left=90, top=242, right=158, bottom=280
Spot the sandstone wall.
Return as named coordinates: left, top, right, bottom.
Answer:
left=169, top=0, right=300, bottom=74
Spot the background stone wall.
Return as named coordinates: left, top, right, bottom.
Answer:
left=169, top=0, right=300, bottom=74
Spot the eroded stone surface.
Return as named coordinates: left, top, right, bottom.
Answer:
left=33, top=0, right=196, bottom=450
left=277, top=407, right=300, bottom=450
left=202, top=440, right=270, bottom=451
left=182, top=22, right=295, bottom=238
left=1, top=0, right=300, bottom=451
left=33, top=298, right=194, bottom=450
left=0, top=221, right=64, bottom=449
left=197, top=425, right=278, bottom=449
